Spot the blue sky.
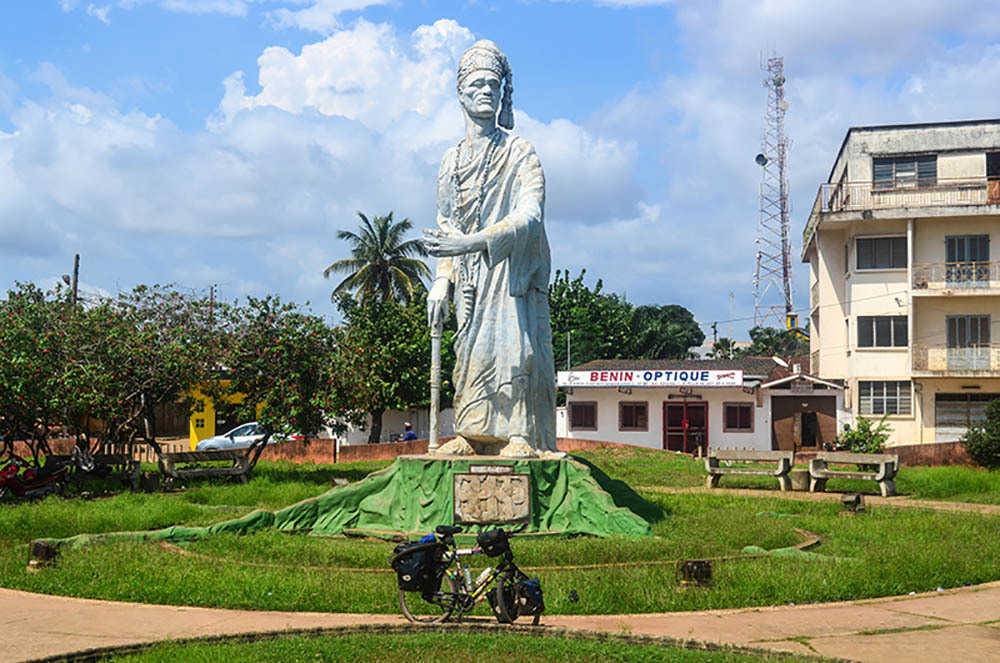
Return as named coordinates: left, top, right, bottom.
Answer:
left=4, top=1, right=1000, bottom=338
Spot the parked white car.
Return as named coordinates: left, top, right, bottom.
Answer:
left=195, top=422, right=302, bottom=451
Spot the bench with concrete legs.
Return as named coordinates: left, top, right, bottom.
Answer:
left=705, top=449, right=795, bottom=491
left=158, top=449, right=252, bottom=484
left=808, top=451, right=899, bottom=497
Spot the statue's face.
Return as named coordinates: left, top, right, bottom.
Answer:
left=458, top=70, right=501, bottom=120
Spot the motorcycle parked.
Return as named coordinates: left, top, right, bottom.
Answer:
left=0, top=455, right=69, bottom=500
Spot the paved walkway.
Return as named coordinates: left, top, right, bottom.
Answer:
left=4, top=582, right=1000, bottom=662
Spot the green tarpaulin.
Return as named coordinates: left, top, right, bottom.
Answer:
left=39, top=456, right=651, bottom=550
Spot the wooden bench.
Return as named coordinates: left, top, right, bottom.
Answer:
left=158, top=449, right=253, bottom=484
left=809, top=451, right=899, bottom=497
left=705, top=449, right=795, bottom=491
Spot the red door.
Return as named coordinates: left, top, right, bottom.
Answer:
left=664, top=402, right=708, bottom=453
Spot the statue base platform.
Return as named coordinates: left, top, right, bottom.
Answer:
left=39, top=455, right=652, bottom=551
left=287, top=454, right=652, bottom=539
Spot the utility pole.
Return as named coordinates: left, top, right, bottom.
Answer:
left=729, top=292, right=735, bottom=341
left=71, top=254, right=79, bottom=307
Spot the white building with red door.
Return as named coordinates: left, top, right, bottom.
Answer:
left=558, top=358, right=847, bottom=453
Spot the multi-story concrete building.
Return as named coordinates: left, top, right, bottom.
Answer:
left=803, top=118, right=1000, bottom=446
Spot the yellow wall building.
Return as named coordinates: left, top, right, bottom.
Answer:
left=803, top=118, right=1000, bottom=445
left=187, top=383, right=254, bottom=449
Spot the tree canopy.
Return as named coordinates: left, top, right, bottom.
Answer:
left=323, top=211, right=431, bottom=305
left=327, top=291, right=454, bottom=444
left=737, top=326, right=810, bottom=359
left=549, top=269, right=704, bottom=370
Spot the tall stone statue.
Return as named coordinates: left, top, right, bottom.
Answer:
left=424, top=40, right=557, bottom=459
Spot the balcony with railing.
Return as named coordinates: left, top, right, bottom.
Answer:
left=810, top=350, right=819, bottom=376
left=803, top=177, right=999, bottom=249
left=810, top=280, right=819, bottom=312
left=912, top=261, right=1000, bottom=292
left=913, top=344, right=1000, bottom=374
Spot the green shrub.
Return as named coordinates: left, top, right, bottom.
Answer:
left=837, top=416, right=890, bottom=454
left=963, top=399, right=1000, bottom=470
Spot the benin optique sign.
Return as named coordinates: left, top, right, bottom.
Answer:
left=557, top=369, right=743, bottom=388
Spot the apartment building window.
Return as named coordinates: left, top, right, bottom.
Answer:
left=569, top=402, right=597, bottom=431
left=945, top=235, right=990, bottom=286
left=859, top=381, right=912, bottom=415
left=857, top=316, right=908, bottom=347
left=947, top=315, right=990, bottom=348
left=946, top=315, right=991, bottom=370
left=618, top=402, right=648, bottom=431
left=723, top=402, right=754, bottom=432
left=857, top=237, right=906, bottom=270
left=873, top=155, right=936, bottom=189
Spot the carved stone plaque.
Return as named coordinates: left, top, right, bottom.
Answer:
left=453, top=473, right=530, bottom=524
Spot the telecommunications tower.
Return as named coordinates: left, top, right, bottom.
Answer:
left=752, top=54, right=794, bottom=330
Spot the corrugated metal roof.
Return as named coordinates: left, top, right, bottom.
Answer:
left=571, top=357, right=777, bottom=377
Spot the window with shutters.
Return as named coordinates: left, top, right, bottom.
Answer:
left=859, top=381, right=912, bottom=415
left=618, top=402, right=648, bottom=431
left=569, top=402, right=597, bottom=431
left=945, top=235, right=990, bottom=286
left=723, top=402, right=754, bottom=432
left=857, top=316, right=908, bottom=348
left=857, top=237, right=907, bottom=269
left=873, top=155, right=936, bottom=189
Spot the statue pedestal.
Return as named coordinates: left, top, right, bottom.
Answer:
left=296, top=455, right=652, bottom=539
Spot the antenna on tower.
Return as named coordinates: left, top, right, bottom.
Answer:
left=752, top=53, right=794, bottom=330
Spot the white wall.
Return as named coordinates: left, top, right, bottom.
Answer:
left=564, top=387, right=773, bottom=451
left=340, top=407, right=455, bottom=445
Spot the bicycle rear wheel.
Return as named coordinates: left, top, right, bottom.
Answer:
left=399, top=572, right=457, bottom=623
left=491, top=571, right=519, bottom=624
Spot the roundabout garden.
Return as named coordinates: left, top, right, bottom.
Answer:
left=3, top=446, right=1000, bottom=661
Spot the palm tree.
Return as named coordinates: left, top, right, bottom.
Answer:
left=323, top=212, right=431, bottom=304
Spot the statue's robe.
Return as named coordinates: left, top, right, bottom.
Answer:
left=435, top=130, right=556, bottom=452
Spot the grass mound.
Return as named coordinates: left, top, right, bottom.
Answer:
left=106, top=630, right=820, bottom=663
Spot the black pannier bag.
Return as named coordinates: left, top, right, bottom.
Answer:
left=476, top=528, right=510, bottom=557
left=516, top=577, right=545, bottom=617
left=390, top=539, right=446, bottom=596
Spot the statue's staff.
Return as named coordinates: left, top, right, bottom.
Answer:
left=428, top=320, right=442, bottom=454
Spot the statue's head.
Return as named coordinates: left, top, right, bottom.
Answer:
left=456, top=39, right=513, bottom=130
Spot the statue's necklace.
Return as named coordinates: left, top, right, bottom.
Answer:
left=451, top=128, right=499, bottom=322
left=453, top=128, right=500, bottom=234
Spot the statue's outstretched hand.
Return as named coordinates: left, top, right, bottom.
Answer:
left=423, top=228, right=484, bottom=257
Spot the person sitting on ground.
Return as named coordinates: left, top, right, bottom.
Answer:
left=402, top=423, right=417, bottom=441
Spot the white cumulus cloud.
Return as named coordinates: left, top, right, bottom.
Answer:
left=0, top=18, right=645, bottom=311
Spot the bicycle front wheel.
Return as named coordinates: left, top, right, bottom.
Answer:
left=399, top=572, right=457, bottom=623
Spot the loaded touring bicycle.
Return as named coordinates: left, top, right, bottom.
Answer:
left=389, top=524, right=544, bottom=624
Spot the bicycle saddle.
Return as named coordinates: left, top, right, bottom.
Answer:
left=435, top=525, right=463, bottom=536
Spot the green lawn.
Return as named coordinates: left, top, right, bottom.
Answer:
left=2, top=451, right=1000, bottom=615
left=573, top=446, right=1000, bottom=503
left=106, top=631, right=822, bottom=663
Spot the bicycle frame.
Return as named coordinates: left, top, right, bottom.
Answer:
left=423, top=535, right=524, bottom=619
left=443, top=546, right=509, bottom=607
